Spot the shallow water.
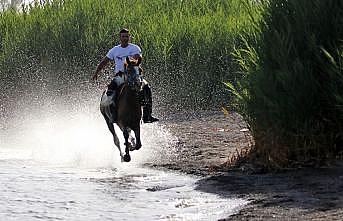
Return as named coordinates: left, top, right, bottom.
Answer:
left=0, top=110, right=248, bottom=221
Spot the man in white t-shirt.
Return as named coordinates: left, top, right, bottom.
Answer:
left=92, top=28, right=159, bottom=123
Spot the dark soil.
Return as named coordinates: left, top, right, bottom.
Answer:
left=145, top=111, right=343, bottom=220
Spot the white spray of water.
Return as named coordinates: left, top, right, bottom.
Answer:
left=1, top=102, right=176, bottom=168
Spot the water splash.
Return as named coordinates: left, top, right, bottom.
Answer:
left=1, top=99, right=177, bottom=168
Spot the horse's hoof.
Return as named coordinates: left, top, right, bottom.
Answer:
left=123, top=154, right=131, bottom=162
left=128, top=143, right=135, bottom=151
left=135, top=144, right=142, bottom=150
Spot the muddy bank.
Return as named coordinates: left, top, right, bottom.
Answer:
left=145, top=111, right=343, bottom=220
left=145, top=111, right=252, bottom=175
left=197, top=165, right=343, bottom=220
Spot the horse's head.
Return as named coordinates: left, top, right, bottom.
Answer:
left=124, top=57, right=142, bottom=91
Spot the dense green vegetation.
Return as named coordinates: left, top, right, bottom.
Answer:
left=232, top=0, right=343, bottom=168
left=0, top=0, right=263, bottom=110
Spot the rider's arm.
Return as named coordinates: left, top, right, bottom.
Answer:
left=92, top=56, right=111, bottom=80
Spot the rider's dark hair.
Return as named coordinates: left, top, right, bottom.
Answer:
left=119, top=28, right=129, bottom=35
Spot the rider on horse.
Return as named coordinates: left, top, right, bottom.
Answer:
left=92, top=28, right=159, bottom=123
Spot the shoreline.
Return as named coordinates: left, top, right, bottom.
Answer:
left=146, top=111, right=343, bottom=220
left=145, top=111, right=252, bottom=176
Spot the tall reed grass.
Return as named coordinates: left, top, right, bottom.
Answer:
left=0, top=0, right=263, bottom=110
left=232, top=0, right=343, bottom=169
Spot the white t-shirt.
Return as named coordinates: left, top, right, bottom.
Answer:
left=106, top=43, right=142, bottom=73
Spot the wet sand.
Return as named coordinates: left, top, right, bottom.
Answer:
left=146, top=111, right=343, bottom=220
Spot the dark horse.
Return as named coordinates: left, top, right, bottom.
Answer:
left=100, top=57, right=142, bottom=162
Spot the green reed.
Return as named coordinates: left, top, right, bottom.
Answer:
left=0, top=0, right=263, bottom=110
left=232, top=0, right=343, bottom=168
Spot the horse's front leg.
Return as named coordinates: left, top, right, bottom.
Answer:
left=133, top=127, right=142, bottom=150
left=126, top=129, right=136, bottom=151
left=105, top=121, right=123, bottom=161
left=123, top=128, right=131, bottom=162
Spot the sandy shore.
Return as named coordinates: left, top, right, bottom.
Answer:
left=145, top=111, right=343, bottom=220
